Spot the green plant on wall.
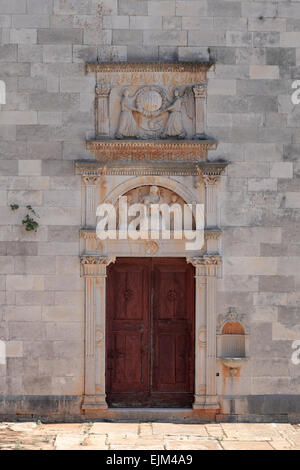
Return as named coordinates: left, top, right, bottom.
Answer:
left=10, top=204, right=40, bottom=232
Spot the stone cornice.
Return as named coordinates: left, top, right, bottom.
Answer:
left=75, top=160, right=227, bottom=177
left=80, top=229, right=222, bottom=241
left=86, top=61, right=214, bottom=74
left=86, top=139, right=217, bottom=162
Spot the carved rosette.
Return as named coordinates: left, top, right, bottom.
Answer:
left=81, top=256, right=116, bottom=277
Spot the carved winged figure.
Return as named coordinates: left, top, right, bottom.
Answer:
left=116, top=88, right=139, bottom=139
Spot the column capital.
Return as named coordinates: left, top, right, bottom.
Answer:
left=82, top=175, right=100, bottom=186
left=80, top=255, right=116, bottom=277
left=193, top=82, right=207, bottom=99
left=96, top=81, right=111, bottom=97
left=187, top=255, right=222, bottom=278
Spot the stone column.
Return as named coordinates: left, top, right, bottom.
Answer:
left=187, top=256, right=222, bottom=409
left=82, top=175, right=99, bottom=228
left=81, top=256, right=115, bottom=410
left=95, top=82, right=110, bottom=137
left=193, top=82, right=207, bottom=137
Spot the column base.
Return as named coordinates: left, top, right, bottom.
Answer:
left=193, top=395, right=219, bottom=410
left=82, top=394, right=108, bottom=410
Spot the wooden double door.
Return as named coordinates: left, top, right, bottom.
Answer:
left=106, top=258, right=195, bottom=408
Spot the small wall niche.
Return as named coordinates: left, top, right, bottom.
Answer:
left=220, top=321, right=246, bottom=358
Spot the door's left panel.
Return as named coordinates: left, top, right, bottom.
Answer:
left=106, top=258, right=151, bottom=407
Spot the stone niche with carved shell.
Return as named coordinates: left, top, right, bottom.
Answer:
left=86, top=62, right=216, bottom=162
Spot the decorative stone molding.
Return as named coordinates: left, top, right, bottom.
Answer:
left=86, top=62, right=214, bottom=74
left=86, top=139, right=216, bottom=162
left=75, top=161, right=227, bottom=178
left=187, top=255, right=222, bottom=278
left=217, top=307, right=249, bottom=335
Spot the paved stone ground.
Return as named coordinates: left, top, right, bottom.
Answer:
left=0, top=422, right=300, bottom=450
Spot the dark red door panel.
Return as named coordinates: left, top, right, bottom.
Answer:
left=106, top=258, right=195, bottom=408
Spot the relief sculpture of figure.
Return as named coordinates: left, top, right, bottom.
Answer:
left=116, top=88, right=139, bottom=139
left=161, top=88, right=186, bottom=139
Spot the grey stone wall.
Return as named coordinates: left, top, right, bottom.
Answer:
left=0, top=0, right=300, bottom=419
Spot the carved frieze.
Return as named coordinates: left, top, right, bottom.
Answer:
left=86, top=61, right=214, bottom=148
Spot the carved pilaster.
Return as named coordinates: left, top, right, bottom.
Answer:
left=81, top=255, right=115, bottom=410
left=82, top=175, right=100, bottom=229
left=193, top=82, right=207, bottom=136
left=95, top=82, right=110, bottom=136
left=198, top=169, right=220, bottom=228
left=187, top=256, right=222, bottom=409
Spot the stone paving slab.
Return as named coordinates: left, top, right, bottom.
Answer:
left=0, top=422, right=300, bottom=450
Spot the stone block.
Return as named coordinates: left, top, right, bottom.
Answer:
left=14, top=256, right=56, bottom=275
left=9, top=322, right=45, bottom=340
left=280, top=33, right=300, bottom=47
left=226, top=32, right=252, bottom=47
left=224, top=257, right=278, bottom=276
left=45, top=274, right=83, bottom=291
left=6, top=341, right=23, bottom=358
left=259, top=276, right=295, bottom=293
left=182, top=17, right=213, bottom=30
left=38, top=111, right=62, bottom=125
left=38, top=28, right=83, bottom=44
left=250, top=65, right=279, bottom=79
left=148, top=1, right=175, bottom=16
left=18, top=160, right=41, bottom=176
left=0, top=44, right=17, bottom=62
left=270, top=162, right=293, bottom=179
left=53, top=0, right=93, bottom=15
left=97, top=45, right=127, bottom=62
left=30, top=91, right=79, bottom=111
left=118, top=0, right=147, bottom=16
left=42, top=306, right=82, bottom=322
left=10, top=28, right=37, bottom=44
left=43, top=45, right=73, bottom=62
left=103, top=15, right=129, bottom=29
left=244, top=143, right=282, bottom=162
left=176, top=1, right=207, bottom=16
left=112, top=30, right=142, bottom=45
left=6, top=275, right=44, bottom=291
left=27, top=0, right=52, bottom=14
left=43, top=190, right=81, bottom=207
left=83, top=28, right=112, bottom=45
left=73, top=45, right=98, bottom=63
left=0, top=0, right=26, bottom=13
left=130, top=16, right=162, bottom=30
left=248, top=178, right=277, bottom=192
left=46, top=322, right=83, bottom=341
left=285, top=193, right=300, bottom=209
left=253, top=32, right=280, bottom=47
left=5, top=306, right=42, bottom=322
left=0, top=111, right=37, bottom=125
left=248, top=18, right=286, bottom=32
left=27, top=142, right=63, bottom=160
left=144, top=31, right=187, bottom=46
left=12, top=15, right=50, bottom=28
left=189, top=31, right=226, bottom=46
left=178, top=46, right=209, bottom=62
left=159, top=46, right=178, bottom=62
left=23, top=375, right=52, bottom=394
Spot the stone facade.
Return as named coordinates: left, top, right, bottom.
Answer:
left=0, top=0, right=300, bottom=422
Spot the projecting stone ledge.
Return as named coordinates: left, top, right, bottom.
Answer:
left=86, top=139, right=217, bottom=162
